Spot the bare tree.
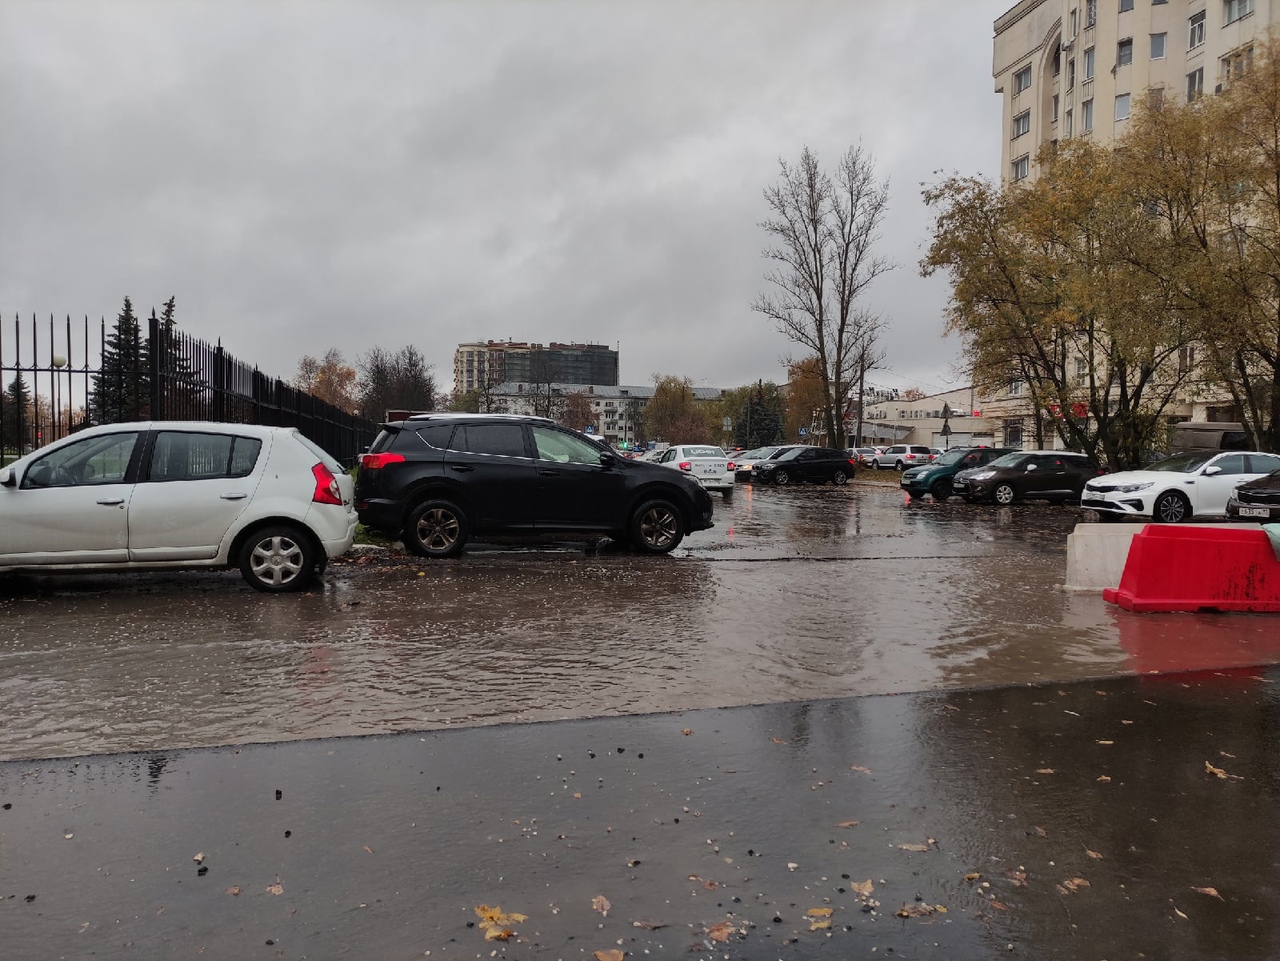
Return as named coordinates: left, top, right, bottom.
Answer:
left=753, top=145, right=893, bottom=448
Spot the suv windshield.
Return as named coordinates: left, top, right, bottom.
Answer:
left=934, top=449, right=970, bottom=466
left=776, top=447, right=805, bottom=462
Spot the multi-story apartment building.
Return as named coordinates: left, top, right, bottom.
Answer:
left=453, top=341, right=619, bottom=393
left=995, top=0, right=1275, bottom=185
left=859, top=387, right=998, bottom=448
left=991, top=0, right=1274, bottom=445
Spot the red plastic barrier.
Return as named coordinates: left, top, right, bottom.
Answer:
left=1104, top=525, right=1280, bottom=613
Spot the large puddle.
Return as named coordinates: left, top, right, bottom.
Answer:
left=3, top=483, right=1279, bottom=759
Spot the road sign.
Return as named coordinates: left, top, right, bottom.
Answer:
left=722, top=416, right=732, bottom=430
left=798, top=427, right=809, bottom=437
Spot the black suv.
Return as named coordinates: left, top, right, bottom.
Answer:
left=355, top=414, right=714, bottom=556
left=951, top=450, right=1102, bottom=505
left=752, top=446, right=857, bottom=486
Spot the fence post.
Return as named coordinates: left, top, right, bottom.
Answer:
left=148, top=309, right=163, bottom=421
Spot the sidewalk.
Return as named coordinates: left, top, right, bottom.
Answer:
left=4, top=667, right=1277, bottom=960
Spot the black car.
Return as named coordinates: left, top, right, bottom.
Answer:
left=752, top=446, right=857, bottom=486
left=355, top=413, right=714, bottom=556
left=951, top=450, right=1102, bottom=505
left=1226, top=469, right=1280, bottom=522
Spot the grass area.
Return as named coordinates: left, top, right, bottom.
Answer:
left=354, top=524, right=395, bottom=547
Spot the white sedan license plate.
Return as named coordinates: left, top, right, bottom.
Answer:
left=701, top=467, right=722, bottom=476
left=1239, top=506, right=1271, bottom=518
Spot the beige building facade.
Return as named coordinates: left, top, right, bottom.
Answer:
left=995, top=0, right=1276, bottom=185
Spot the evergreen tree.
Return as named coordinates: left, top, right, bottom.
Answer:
left=90, top=297, right=147, bottom=423
left=737, top=381, right=785, bottom=448
left=2, top=372, right=33, bottom=453
left=146, top=297, right=206, bottom=418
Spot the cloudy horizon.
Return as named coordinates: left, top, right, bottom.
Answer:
left=1, top=1, right=1008, bottom=400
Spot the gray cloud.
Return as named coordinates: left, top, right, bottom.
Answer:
left=0, top=0, right=1005, bottom=397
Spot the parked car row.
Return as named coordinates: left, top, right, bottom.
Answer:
left=899, top=444, right=1280, bottom=523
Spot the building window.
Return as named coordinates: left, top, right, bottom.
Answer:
left=1085, top=0, right=1096, bottom=27
left=1012, top=154, right=1030, bottom=181
left=1120, top=0, right=1134, bottom=10
left=1004, top=420, right=1024, bottom=448
left=1070, top=7, right=1078, bottom=35
left=1115, top=93, right=1131, bottom=120
left=1008, top=380, right=1024, bottom=396
left=1052, top=94, right=1060, bottom=122
left=1222, top=45, right=1254, bottom=81
left=1117, top=38, right=1133, bottom=67
left=1065, top=108, right=1073, bottom=136
left=1225, top=0, right=1254, bottom=25
left=1084, top=47, right=1095, bottom=81
left=1012, top=110, right=1031, bottom=138
left=1068, top=58, right=1077, bottom=89
left=1082, top=98, right=1094, bottom=131
left=1187, top=67, right=1204, bottom=101
left=1189, top=11, right=1206, bottom=49
left=1053, top=46, right=1061, bottom=75
left=1075, top=357, right=1089, bottom=378
left=1013, top=65, right=1032, bottom=94
left=1151, top=33, right=1166, bottom=59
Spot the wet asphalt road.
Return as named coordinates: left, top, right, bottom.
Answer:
left=4, top=477, right=1280, bottom=761
left=6, top=476, right=1280, bottom=959
left=4, top=670, right=1279, bottom=960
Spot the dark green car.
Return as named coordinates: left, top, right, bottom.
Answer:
left=899, top=447, right=1017, bottom=501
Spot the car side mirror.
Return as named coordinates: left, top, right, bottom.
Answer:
left=0, top=466, right=13, bottom=487
left=1202, top=465, right=1221, bottom=476
left=599, top=452, right=616, bottom=467
left=1025, top=463, right=1037, bottom=472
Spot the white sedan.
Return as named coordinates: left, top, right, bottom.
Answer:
left=656, top=445, right=735, bottom=499
left=0, top=422, right=357, bottom=592
left=1081, top=450, right=1280, bottom=523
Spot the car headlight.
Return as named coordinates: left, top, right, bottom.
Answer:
left=1115, top=482, right=1153, bottom=493
left=969, top=470, right=996, bottom=481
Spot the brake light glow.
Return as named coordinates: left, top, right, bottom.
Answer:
left=678, top=461, right=692, bottom=471
left=727, top=462, right=735, bottom=471
left=360, top=451, right=405, bottom=470
left=311, top=463, right=343, bottom=506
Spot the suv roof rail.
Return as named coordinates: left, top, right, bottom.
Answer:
left=398, top=412, right=556, bottom=424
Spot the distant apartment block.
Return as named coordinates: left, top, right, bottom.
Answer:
left=453, top=341, right=619, bottom=392
left=994, top=0, right=1277, bottom=184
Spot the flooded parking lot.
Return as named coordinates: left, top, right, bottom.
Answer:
left=4, top=480, right=1280, bottom=760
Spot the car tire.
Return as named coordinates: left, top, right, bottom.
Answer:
left=993, top=483, right=1016, bottom=506
left=832, top=469, right=849, bottom=486
left=1152, top=491, right=1190, bottom=524
left=239, top=524, right=317, bottom=593
left=1093, top=510, right=1121, bottom=523
left=773, top=469, right=791, bottom=486
left=629, top=499, right=685, bottom=554
left=894, top=460, right=905, bottom=471
left=930, top=480, right=951, bottom=501
left=406, top=499, right=469, bottom=558
left=721, top=488, right=733, bottom=502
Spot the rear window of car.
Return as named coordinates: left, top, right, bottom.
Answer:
left=908, top=446, right=931, bottom=454
left=411, top=424, right=455, bottom=450
left=449, top=423, right=528, bottom=458
left=150, top=430, right=263, bottom=480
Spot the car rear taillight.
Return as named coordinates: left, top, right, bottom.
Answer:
left=678, top=461, right=692, bottom=471
left=727, top=462, right=735, bottom=471
left=311, top=463, right=343, bottom=506
left=360, top=451, right=406, bottom=470
left=848, top=459, right=858, bottom=468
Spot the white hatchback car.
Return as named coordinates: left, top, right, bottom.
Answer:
left=656, top=445, right=735, bottom=499
left=0, top=422, right=357, bottom=592
left=1081, top=450, right=1280, bottom=523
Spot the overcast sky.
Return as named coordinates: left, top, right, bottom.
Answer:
left=1, top=1, right=1008, bottom=398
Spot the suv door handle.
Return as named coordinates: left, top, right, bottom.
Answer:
left=448, top=463, right=474, bottom=473
left=538, top=468, right=559, bottom=476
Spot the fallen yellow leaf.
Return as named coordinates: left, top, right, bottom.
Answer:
left=592, top=895, right=611, bottom=917
left=1035, top=768, right=1056, bottom=775
left=594, top=951, right=624, bottom=961
left=836, top=820, right=860, bottom=829
left=706, top=921, right=735, bottom=943
left=1086, top=849, right=1104, bottom=860
left=1174, top=906, right=1189, bottom=920
left=266, top=882, right=284, bottom=896
left=849, top=879, right=874, bottom=897
left=963, top=873, right=981, bottom=882
left=898, top=843, right=931, bottom=852
left=850, top=765, right=872, bottom=775
left=809, top=919, right=831, bottom=931
left=770, top=737, right=787, bottom=744
left=806, top=907, right=833, bottom=918
left=1192, top=886, right=1224, bottom=900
